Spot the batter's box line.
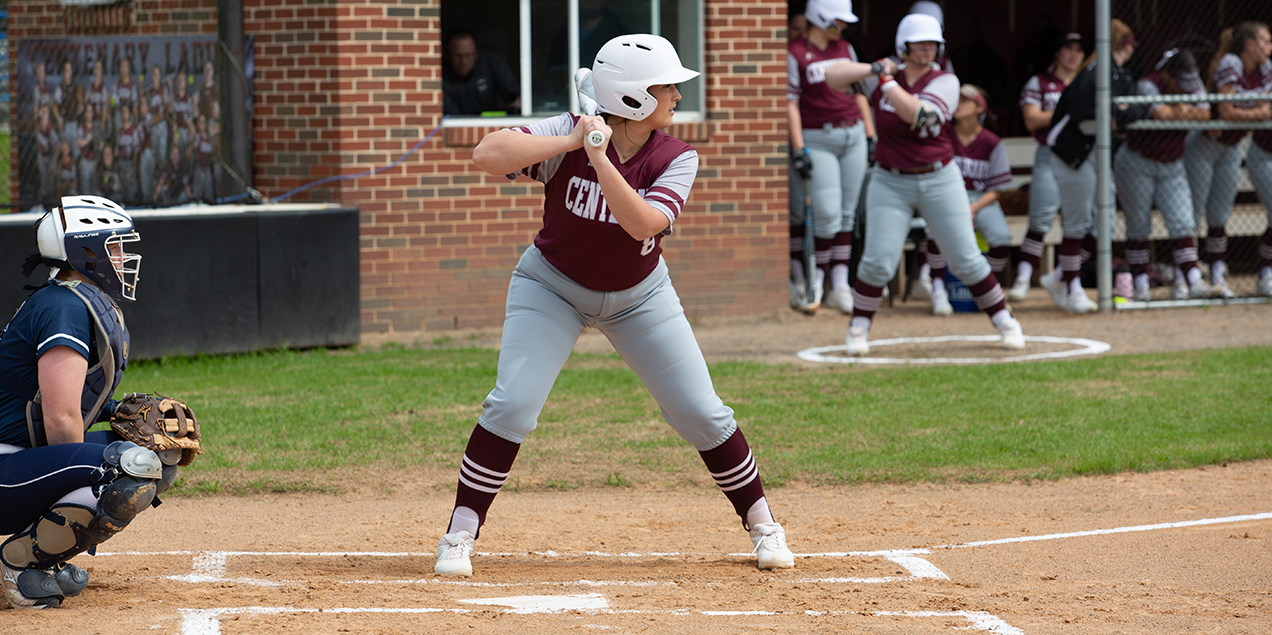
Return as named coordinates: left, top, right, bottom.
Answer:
left=931, top=511, right=1272, bottom=550
left=178, top=604, right=1022, bottom=635
left=97, top=548, right=949, bottom=588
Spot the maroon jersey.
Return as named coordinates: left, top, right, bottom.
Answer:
left=86, top=80, right=110, bottom=120
left=33, top=82, right=55, bottom=114
left=114, top=78, right=140, bottom=117
left=199, top=82, right=219, bottom=121
left=786, top=37, right=863, bottom=129
left=1019, top=71, right=1069, bottom=142
left=170, top=89, right=195, bottom=129
left=194, top=131, right=215, bottom=168
left=78, top=121, right=98, bottom=162
left=1236, top=59, right=1272, bottom=153
left=1126, top=72, right=1209, bottom=163
left=146, top=85, right=168, bottom=122
left=512, top=113, right=698, bottom=292
left=949, top=127, right=1012, bottom=192
left=870, top=70, right=959, bottom=171
left=116, top=123, right=143, bottom=161
left=36, top=120, right=58, bottom=157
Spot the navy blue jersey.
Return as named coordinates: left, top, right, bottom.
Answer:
left=0, top=285, right=97, bottom=445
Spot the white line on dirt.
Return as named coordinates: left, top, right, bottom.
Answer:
left=933, top=511, right=1272, bottom=549
left=797, top=334, right=1111, bottom=364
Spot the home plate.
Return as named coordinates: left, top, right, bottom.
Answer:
left=457, top=593, right=610, bottom=613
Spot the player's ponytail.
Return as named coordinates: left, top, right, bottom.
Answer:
left=1205, top=28, right=1235, bottom=93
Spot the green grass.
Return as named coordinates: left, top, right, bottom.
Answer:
left=108, top=345, right=1272, bottom=494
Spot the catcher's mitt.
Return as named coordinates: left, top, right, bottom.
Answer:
left=109, top=392, right=202, bottom=466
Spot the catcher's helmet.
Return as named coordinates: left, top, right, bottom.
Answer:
left=591, top=34, right=699, bottom=122
left=35, top=196, right=141, bottom=302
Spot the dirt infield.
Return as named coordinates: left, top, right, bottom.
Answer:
left=6, top=299, right=1272, bottom=633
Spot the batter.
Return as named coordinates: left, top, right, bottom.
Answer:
left=433, top=34, right=794, bottom=578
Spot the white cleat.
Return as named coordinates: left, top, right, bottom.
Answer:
left=931, top=288, right=954, bottom=317
left=1259, top=275, right=1272, bottom=298
left=1040, top=273, right=1067, bottom=309
left=1132, top=285, right=1152, bottom=303
left=797, top=284, right=823, bottom=315
left=913, top=276, right=932, bottom=300
left=1065, top=289, right=1098, bottom=313
left=997, top=316, right=1026, bottom=350
left=789, top=280, right=807, bottom=311
left=1007, top=275, right=1031, bottom=303
left=435, top=531, right=475, bottom=577
left=1212, top=280, right=1238, bottom=299
left=749, top=522, right=795, bottom=570
left=846, top=326, right=870, bottom=357
left=824, top=287, right=854, bottom=314
left=3, top=563, right=63, bottom=609
left=1170, top=279, right=1189, bottom=300
left=1189, top=278, right=1214, bottom=299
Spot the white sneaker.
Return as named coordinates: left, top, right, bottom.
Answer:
left=788, top=280, right=807, bottom=311
left=1189, top=278, right=1214, bottom=299
left=1066, top=289, right=1098, bottom=313
left=913, top=276, right=932, bottom=300
left=997, top=316, right=1026, bottom=350
left=797, top=284, right=823, bottom=315
left=435, top=531, right=475, bottom=577
left=1212, top=280, right=1237, bottom=299
left=749, top=522, right=794, bottom=570
left=3, top=564, right=63, bottom=609
left=1170, top=278, right=1189, bottom=300
left=824, top=287, right=854, bottom=314
left=1007, top=275, right=1031, bottom=303
left=931, top=288, right=953, bottom=317
left=1259, top=275, right=1272, bottom=298
left=1132, top=285, right=1152, bottom=302
left=846, top=326, right=869, bottom=357
left=1040, top=273, right=1067, bottom=309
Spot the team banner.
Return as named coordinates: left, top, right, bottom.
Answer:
left=14, top=35, right=254, bottom=211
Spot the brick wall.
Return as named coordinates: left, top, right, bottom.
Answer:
left=9, top=0, right=790, bottom=339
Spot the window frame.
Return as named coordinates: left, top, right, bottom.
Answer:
left=440, top=0, right=705, bottom=128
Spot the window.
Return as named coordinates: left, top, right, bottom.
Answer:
left=440, top=0, right=703, bottom=125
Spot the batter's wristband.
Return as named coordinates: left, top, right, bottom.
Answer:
left=880, top=79, right=899, bottom=93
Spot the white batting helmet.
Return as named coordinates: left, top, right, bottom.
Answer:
left=895, top=13, right=945, bottom=61
left=805, top=0, right=858, bottom=31
left=592, top=34, right=699, bottom=122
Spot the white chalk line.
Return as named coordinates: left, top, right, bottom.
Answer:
left=178, top=605, right=1019, bottom=635
left=935, top=511, right=1272, bottom=549
left=798, top=334, right=1111, bottom=364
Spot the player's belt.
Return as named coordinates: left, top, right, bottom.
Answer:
left=879, top=158, right=949, bottom=175
left=814, top=119, right=860, bottom=131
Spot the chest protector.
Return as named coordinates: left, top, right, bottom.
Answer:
left=24, top=281, right=129, bottom=447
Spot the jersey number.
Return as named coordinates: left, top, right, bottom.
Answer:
left=640, top=237, right=656, bottom=256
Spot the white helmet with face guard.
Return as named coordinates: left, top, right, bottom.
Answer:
left=35, top=196, right=141, bottom=302
left=895, top=13, right=945, bottom=62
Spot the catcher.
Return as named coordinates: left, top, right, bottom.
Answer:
left=0, top=196, right=201, bottom=609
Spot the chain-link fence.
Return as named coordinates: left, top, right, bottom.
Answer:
left=1106, top=1, right=1272, bottom=302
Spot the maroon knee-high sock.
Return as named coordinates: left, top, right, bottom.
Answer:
left=831, top=231, right=854, bottom=273
left=1205, top=226, right=1227, bottom=267
left=1125, top=240, right=1150, bottom=277
left=851, top=279, right=886, bottom=321
left=986, top=246, right=1011, bottom=276
left=814, top=236, right=833, bottom=282
left=1059, top=238, right=1083, bottom=283
left=1019, top=230, right=1046, bottom=270
left=926, top=241, right=947, bottom=282
left=967, top=273, right=1008, bottom=317
left=1171, top=237, right=1199, bottom=278
left=699, top=427, right=767, bottom=526
left=1080, top=235, right=1097, bottom=264
left=450, top=425, right=520, bottom=535
left=1258, top=229, right=1272, bottom=269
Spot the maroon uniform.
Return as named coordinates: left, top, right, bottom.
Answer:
left=950, top=127, right=1012, bottom=192
left=170, top=89, right=195, bottom=130
left=513, top=113, right=698, bottom=291
left=1019, top=71, right=1069, bottom=142
left=1127, top=73, right=1209, bottom=163
left=786, top=37, right=863, bottom=128
left=870, top=70, right=959, bottom=171
left=116, top=123, right=143, bottom=162
left=85, top=80, right=110, bottom=121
